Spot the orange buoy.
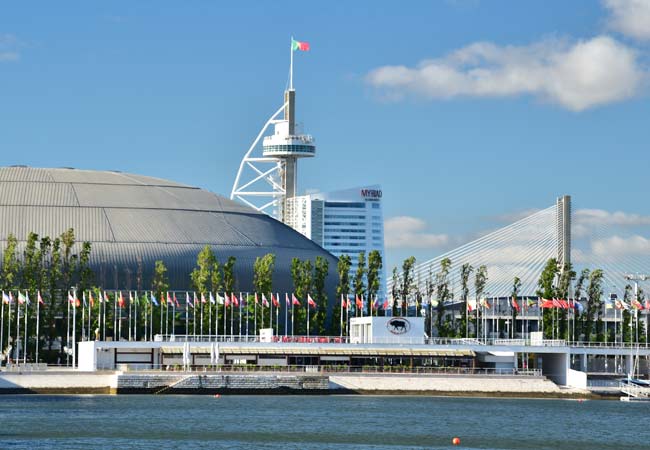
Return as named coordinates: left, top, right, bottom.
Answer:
left=214, top=394, right=221, bottom=398
left=452, top=437, right=461, bottom=445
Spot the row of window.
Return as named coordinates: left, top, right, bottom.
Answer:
left=324, top=202, right=366, bottom=208
left=324, top=215, right=366, bottom=219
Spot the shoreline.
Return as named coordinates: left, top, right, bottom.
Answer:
left=0, top=370, right=616, bottom=399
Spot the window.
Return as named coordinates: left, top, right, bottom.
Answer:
left=325, top=202, right=365, bottom=208
left=372, top=203, right=380, bottom=209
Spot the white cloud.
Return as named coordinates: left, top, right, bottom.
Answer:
left=0, top=34, right=22, bottom=62
left=385, top=216, right=450, bottom=249
left=366, top=36, right=644, bottom=111
left=592, top=235, right=650, bottom=256
left=575, top=208, right=650, bottom=226
left=604, top=0, right=650, bottom=41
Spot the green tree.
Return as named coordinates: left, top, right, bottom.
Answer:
left=22, top=232, right=40, bottom=291
left=536, top=258, right=559, bottom=339
left=78, top=242, right=93, bottom=293
left=391, top=267, right=400, bottom=316
left=511, top=276, right=522, bottom=339
left=586, top=269, right=604, bottom=342
left=335, top=255, right=352, bottom=335
left=555, top=263, right=575, bottom=339
left=459, top=263, right=473, bottom=338
left=474, top=265, right=488, bottom=338
left=366, top=250, right=382, bottom=315
left=435, top=258, right=453, bottom=336
left=313, top=256, right=329, bottom=333
left=353, top=251, right=367, bottom=315
left=222, top=256, right=236, bottom=294
left=400, top=256, right=416, bottom=315
left=574, top=269, right=590, bottom=340
left=1, top=233, right=19, bottom=290
left=190, top=245, right=215, bottom=294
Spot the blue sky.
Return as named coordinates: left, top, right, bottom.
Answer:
left=1, top=0, right=649, bottom=271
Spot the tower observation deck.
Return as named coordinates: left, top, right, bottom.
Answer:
left=231, top=38, right=314, bottom=222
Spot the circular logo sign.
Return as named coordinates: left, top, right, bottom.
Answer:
left=387, top=317, right=411, bottom=335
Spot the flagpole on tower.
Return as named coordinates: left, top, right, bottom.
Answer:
left=289, top=36, right=294, bottom=90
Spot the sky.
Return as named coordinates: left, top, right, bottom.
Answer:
left=1, top=0, right=649, bottom=273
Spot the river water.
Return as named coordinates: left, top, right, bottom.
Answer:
left=0, top=394, right=647, bottom=449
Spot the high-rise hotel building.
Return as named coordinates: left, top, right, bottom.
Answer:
left=285, top=185, right=386, bottom=298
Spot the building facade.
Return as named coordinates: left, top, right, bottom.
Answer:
left=286, top=185, right=386, bottom=299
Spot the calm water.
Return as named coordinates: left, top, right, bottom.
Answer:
left=0, top=395, right=647, bottom=449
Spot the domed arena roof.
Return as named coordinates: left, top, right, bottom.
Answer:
left=0, top=166, right=338, bottom=293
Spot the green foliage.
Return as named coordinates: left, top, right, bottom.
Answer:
left=223, top=256, right=236, bottom=294
left=190, top=245, right=215, bottom=294
left=435, top=258, right=453, bottom=336
left=459, top=263, right=473, bottom=337
left=151, top=260, right=169, bottom=297
left=400, top=256, right=416, bottom=314
left=253, top=253, right=275, bottom=295
left=366, top=250, right=383, bottom=306
left=353, top=251, right=367, bottom=306
left=336, top=254, right=352, bottom=300
left=1, top=233, right=19, bottom=290
left=313, top=256, right=329, bottom=333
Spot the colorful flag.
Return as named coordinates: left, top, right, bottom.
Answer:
left=193, top=292, right=199, bottom=305
left=89, top=291, right=94, bottom=307
left=355, top=295, right=363, bottom=309
left=18, top=292, right=26, bottom=304
left=292, top=293, right=301, bottom=306
left=272, top=294, right=280, bottom=307
left=38, top=291, right=45, bottom=305
left=201, top=293, right=207, bottom=304
left=217, top=293, right=224, bottom=305
left=383, top=299, right=390, bottom=310
left=527, top=298, right=536, bottom=308
left=467, top=299, right=476, bottom=312
left=186, top=292, right=194, bottom=308
left=25, top=292, right=31, bottom=304
left=292, top=38, right=310, bottom=51
left=511, top=297, right=520, bottom=312
left=604, top=298, right=613, bottom=309
left=224, top=293, right=231, bottom=307
left=307, top=294, right=317, bottom=308
left=254, top=293, right=259, bottom=304
left=573, top=300, right=584, bottom=313
left=174, top=293, right=179, bottom=308
left=67, top=292, right=75, bottom=305
left=645, top=299, right=650, bottom=310
left=262, top=293, right=269, bottom=307
left=82, top=291, right=87, bottom=307
left=481, top=298, right=491, bottom=309
left=166, top=292, right=173, bottom=305
left=209, top=292, right=216, bottom=305
left=232, top=293, right=239, bottom=307
left=2, top=292, right=10, bottom=304
left=632, top=299, right=643, bottom=310
left=118, top=292, right=125, bottom=308
left=340, top=295, right=346, bottom=309
left=151, top=293, right=159, bottom=307
left=285, top=293, right=290, bottom=306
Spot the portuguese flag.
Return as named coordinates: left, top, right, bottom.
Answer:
left=292, top=38, right=310, bottom=51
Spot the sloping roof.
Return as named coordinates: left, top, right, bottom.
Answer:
left=0, top=166, right=337, bottom=291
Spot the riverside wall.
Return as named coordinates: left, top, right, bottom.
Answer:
left=0, top=371, right=592, bottom=397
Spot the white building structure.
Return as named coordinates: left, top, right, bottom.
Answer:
left=285, top=185, right=386, bottom=299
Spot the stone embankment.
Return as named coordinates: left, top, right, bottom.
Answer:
left=0, top=370, right=594, bottom=397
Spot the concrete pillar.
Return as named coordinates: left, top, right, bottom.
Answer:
left=625, top=354, right=634, bottom=375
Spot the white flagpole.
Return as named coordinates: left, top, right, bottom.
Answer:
left=230, top=294, right=234, bottom=337
left=102, top=293, right=106, bottom=341
left=72, top=289, right=77, bottom=369
left=289, top=36, right=294, bottom=90
left=134, top=292, right=138, bottom=341
left=23, top=293, right=28, bottom=365
left=0, top=293, right=4, bottom=360
left=88, top=291, right=92, bottom=342
left=65, top=293, right=69, bottom=365
left=81, top=292, right=86, bottom=341
left=223, top=293, right=227, bottom=339
left=291, top=294, right=294, bottom=337
left=185, top=295, right=189, bottom=338
left=209, top=294, right=212, bottom=338
left=284, top=293, right=288, bottom=338
left=276, top=293, right=279, bottom=337
left=128, top=293, right=132, bottom=341
left=7, top=295, right=11, bottom=362
left=200, top=294, right=203, bottom=337
left=239, top=292, right=244, bottom=341
left=246, top=293, right=249, bottom=339
left=339, top=295, right=343, bottom=338
left=172, top=296, right=176, bottom=338
left=307, top=298, right=310, bottom=337
left=254, top=294, right=257, bottom=336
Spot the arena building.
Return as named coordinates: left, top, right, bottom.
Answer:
left=0, top=166, right=338, bottom=294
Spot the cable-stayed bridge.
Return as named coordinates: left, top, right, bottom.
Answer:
left=391, top=195, right=650, bottom=299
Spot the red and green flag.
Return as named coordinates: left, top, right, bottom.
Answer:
left=292, top=39, right=310, bottom=51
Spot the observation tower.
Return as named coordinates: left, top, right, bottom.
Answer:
left=231, top=38, right=314, bottom=223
